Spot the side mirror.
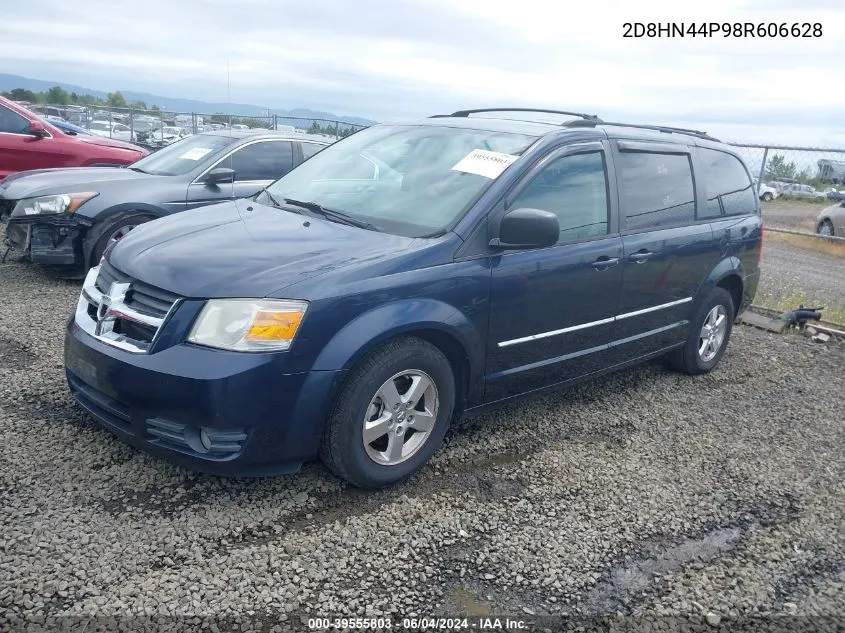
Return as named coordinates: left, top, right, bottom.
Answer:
left=490, top=208, right=560, bottom=249
left=28, top=120, right=49, bottom=138
left=204, top=167, right=235, bottom=186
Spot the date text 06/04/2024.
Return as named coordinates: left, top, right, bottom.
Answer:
left=623, top=22, right=822, bottom=37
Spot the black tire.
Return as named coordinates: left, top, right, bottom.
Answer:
left=762, top=192, right=773, bottom=202
left=667, top=287, right=735, bottom=375
left=319, top=337, right=455, bottom=488
left=817, top=220, right=835, bottom=237
left=90, top=214, right=152, bottom=266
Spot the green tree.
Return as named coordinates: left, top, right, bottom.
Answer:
left=46, top=86, right=70, bottom=105
left=765, top=154, right=797, bottom=181
left=7, top=88, right=38, bottom=102
left=107, top=91, right=128, bottom=108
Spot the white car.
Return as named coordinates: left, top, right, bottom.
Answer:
left=781, top=183, right=827, bottom=200
left=149, top=126, right=190, bottom=147
left=88, top=120, right=133, bottom=142
left=756, top=183, right=780, bottom=202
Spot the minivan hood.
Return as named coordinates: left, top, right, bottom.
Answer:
left=108, top=199, right=419, bottom=298
left=0, top=167, right=155, bottom=199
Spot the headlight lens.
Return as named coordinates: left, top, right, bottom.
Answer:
left=187, top=299, right=308, bottom=352
left=12, top=192, right=98, bottom=216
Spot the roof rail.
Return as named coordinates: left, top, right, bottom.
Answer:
left=564, top=119, right=720, bottom=142
left=432, top=108, right=601, bottom=122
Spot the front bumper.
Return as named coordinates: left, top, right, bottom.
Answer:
left=64, top=317, right=345, bottom=476
left=3, top=214, right=89, bottom=267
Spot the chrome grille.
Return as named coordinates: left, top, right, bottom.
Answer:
left=74, top=264, right=180, bottom=353
left=95, top=260, right=179, bottom=319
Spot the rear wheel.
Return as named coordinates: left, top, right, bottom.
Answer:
left=667, top=287, right=735, bottom=375
left=762, top=192, right=773, bottom=202
left=818, top=220, right=834, bottom=236
left=319, top=337, right=455, bottom=488
left=90, top=214, right=152, bottom=266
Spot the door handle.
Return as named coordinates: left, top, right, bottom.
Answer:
left=591, top=256, right=620, bottom=270
left=628, top=250, right=653, bottom=263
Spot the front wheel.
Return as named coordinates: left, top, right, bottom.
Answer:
left=667, top=287, right=735, bottom=375
left=319, top=337, right=455, bottom=488
left=762, top=192, right=774, bottom=202
left=90, top=214, right=152, bottom=266
left=817, top=220, right=834, bottom=237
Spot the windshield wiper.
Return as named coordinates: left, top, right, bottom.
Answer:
left=260, top=189, right=295, bottom=212
left=127, top=166, right=149, bottom=174
left=282, top=198, right=379, bottom=231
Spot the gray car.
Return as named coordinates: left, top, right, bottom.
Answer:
left=817, top=201, right=845, bottom=236
left=1, top=130, right=330, bottom=275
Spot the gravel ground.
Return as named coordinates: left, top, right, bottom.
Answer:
left=1, top=232, right=844, bottom=632
left=757, top=238, right=845, bottom=323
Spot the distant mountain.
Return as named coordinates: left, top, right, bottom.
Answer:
left=0, top=73, right=377, bottom=127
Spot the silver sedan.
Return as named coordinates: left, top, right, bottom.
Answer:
left=817, top=202, right=845, bottom=236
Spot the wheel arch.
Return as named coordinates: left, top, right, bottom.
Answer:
left=700, top=256, right=746, bottom=316
left=81, top=203, right=165, bottom=266
left=311, top=299, right=485, bottom=412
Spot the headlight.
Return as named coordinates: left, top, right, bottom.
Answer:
left=12, top=192, right=98, bottom=216
left=187, top=299, right=308, bottom=352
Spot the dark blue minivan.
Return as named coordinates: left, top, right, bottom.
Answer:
left=64, top=109, right=762, bottom=488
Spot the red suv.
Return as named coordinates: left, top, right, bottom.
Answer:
left=0, top=97, right=148, bottom=179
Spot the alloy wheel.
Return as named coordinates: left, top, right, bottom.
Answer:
left=107, top=224, right=137, bottom=247
left=699, top=305, right=728, bottom=362
left=362, top=370, right=439, bottom=466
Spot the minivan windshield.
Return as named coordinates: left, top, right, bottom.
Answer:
left=263, top=124, right=537, bottom=237
left=129, top=134, right=233, bottom=176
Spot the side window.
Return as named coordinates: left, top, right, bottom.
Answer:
left=301, top=142, right=325, bottom=160
left=509, top=151, right=609, bottom=243
left=618, top=151, right=695, bottom=231
left=229, top=141, right=293, bottom=181
left=0, top=105, right=31, bottom=134
left=699, top=148, right=756, bottom=218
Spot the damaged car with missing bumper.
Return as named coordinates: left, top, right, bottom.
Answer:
left=1, top=130, right=329, bottom=274
left=64, top=108, right=762, bottom=488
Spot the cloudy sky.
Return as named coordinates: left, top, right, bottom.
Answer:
left=2, top=0, right=844, bottom=144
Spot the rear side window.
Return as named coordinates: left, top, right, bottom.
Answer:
left=509, top=151, right=609, bottom=243
left=699, top=148, right=756, bottom=218
left=618, top=151, right=695, bottom=231
left=229, top=141, right=293, bottom=181
left=0, top=105, right=30, bottom=134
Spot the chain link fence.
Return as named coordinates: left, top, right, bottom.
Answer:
left=728, top=142, right=845, bottom=209
left=726, top=142, right=845, bottom=325
left=27, top=103, right=369, bottom=151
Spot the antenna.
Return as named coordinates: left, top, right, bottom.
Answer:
left=226, top=59, right=233, bottom=197
left=226, top=59, right=232, bottom=134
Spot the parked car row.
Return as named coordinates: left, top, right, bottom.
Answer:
left=0, top=96, right=148, bottom=180
left=2, top=106, right=763, bottom=488
left=770, top=181, right=827, bottom=200
left=1, top=128, right=330, bottom=270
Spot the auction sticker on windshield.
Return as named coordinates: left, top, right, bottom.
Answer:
left=452, top=149, right=518, bottom=179
left=179, top=147, right=214, bottom=161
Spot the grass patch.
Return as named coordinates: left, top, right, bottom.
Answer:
left=771, top=195, right=831, bottom=206
left=754, top=289, right=845, bottom=327
left=764, top=230, right=845, bottom=258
